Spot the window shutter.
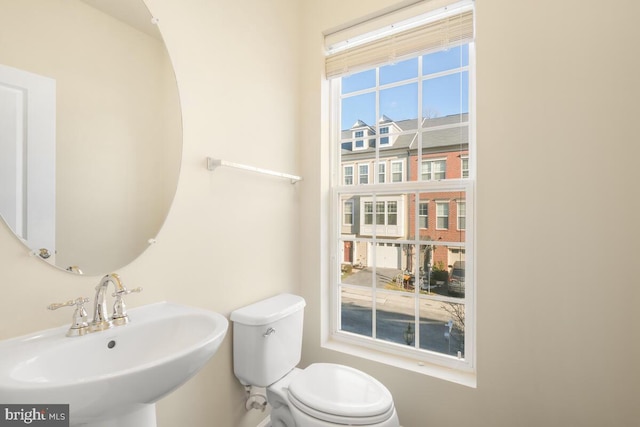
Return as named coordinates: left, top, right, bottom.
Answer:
left=325, top=1, right=474, bottom=79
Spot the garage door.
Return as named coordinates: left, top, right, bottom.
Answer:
left=374, top=243, right=401, bottom=269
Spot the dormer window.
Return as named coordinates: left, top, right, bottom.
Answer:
left=380, top=126, right=389, bottom=145
left=351, top=120, right=373, bottom=151
left=354, top=130, right=364, bottom=149
left=377, top=116, right=398, bottom=147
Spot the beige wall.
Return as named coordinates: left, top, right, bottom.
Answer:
left=0, top=0, right=300, bottom=426
left=300, top=1, right=639, bottom=427
left=0, top=0, right=638, bottom=427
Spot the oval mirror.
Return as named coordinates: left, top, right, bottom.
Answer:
left=0, top=0, right=181, bottom=275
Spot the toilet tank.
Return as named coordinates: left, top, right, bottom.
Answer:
left=230, top=293, right=306, bottom=387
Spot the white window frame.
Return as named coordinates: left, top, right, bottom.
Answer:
left=419, top=201, right=429, bottom=229
left=353, top=130, right=366, bottom=150
left=457, top=200, right=466, bottom=230
left=343, top=164, right=354, bottom=185
left=358, top=163, right=369, bottom=184
left=435, top=201, right=450, bottom=230
left=325, top=1, right=476, bottom=387
left=422, top=158, right=447, bottom=181
left=390, top=160, right=403, bottom=183
left=378, top=161, right=386, bottom=184
left=359, top=195, right=405, bottom=237
left=343, top=200, right=354, bottom=226
left=380, top=126, right=390, bottom=145
left=461, top=156, right=469, bottom=179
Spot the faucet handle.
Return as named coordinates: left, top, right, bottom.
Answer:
left=47, top=297, right=90, bottom=337
left=111, top=287, right=143, bottom=326
left=47, top=297, right=90, bottom=311
left=111, top=286, right=143, bottom=297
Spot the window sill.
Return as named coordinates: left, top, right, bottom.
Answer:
left=322, top=337, right=476, bottom=388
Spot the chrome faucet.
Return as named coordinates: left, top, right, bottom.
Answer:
left=91, top=273, right=142, bottom=331
left=48, top=273, right=142, bottom=336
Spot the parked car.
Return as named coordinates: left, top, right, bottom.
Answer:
left=447, top=261, right=465, bottom=296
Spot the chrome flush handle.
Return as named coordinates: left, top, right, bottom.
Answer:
left=263, top=328, right=276, bottom=337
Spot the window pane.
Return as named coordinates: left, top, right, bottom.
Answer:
left=343, top=165, right=353, bottom=185
left=418, top=244, right=443, bottom=296
left=376, top=201, right=385, bottom=225
left=359, top=164, right=369, bottom=184
left=436, top=202, right=449, bottom=229
left=364, top=201, right=373, bottom=225
left=342, top=199, right=354, bottom=226
left=446, top=244, right=466, bottom=298
left=457, top=201, right=466, bottom=230
left=341, top=92, right=375, bottom=132
left=342, top=69, right=376, bottom=94
left=418, top=201, right=428, bottom=229
left=391, top=161, right=403, bottom=182
left=422, top=71, right=468, bottom=119
left=387, top=201, right=397, bottom=225
left=376, top=294, right=416, bottom=346
left=380, top=58, right=418, bottom=85
left=340, top=287, right=372, bottom=338
left=419, top=299, right=465, bottom=357
left=340, top=239, right=369, bottom=273
left=377, top=162, right=386, bottom=184
left=380, top=83, right=418, bottom=123
left=423, top=44, right=469, bottom=75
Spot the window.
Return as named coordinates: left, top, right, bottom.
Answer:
left=326, top=0, right=475, bottom=383
left=461, top=156, right=469, bottom=178
left=378, top=161, right=386, bottom=183
left=344, top=201, right=354, bottom=225
left=380, top=126, right=389, bottom=145
left=354, top=130, right=364, bottom=149
left=457, top=201, right=466, bottom=230
left=391, top=161, right=403, bottom=182
left=360, top=196, right=405, bottom=237
left=363, top=201, right=373, bottom=225
left=419, top=202, right=428, bottom=229
left=422, top=159, right=446, bottom=181
left=387, top=201, right=397, bottom=225
left=436, top=201, right=449, bottom=230
left=358, top=164, right=369, bottom=184
left=343, top=165, right=354, bottom=185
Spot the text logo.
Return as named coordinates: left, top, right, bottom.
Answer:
left=0, top=405, right=68, bottom=426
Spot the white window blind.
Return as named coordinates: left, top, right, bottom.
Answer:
left=325, top=0, right=474, bottom=79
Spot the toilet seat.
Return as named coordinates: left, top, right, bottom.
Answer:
left=287, top=363, right=395, bottom=425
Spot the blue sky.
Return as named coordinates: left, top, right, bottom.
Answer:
left=341, top=44, right=469, bottom=130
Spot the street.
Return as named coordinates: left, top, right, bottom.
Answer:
left=340, top=282, right=464, bottom=357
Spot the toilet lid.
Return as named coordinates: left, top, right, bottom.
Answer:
left=288, top=363, right=394, bottom=425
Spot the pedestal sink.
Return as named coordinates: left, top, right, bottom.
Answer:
left=0, top=302, right=228, bottom=427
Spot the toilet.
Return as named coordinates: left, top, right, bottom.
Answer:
left=230, top=293, right=400, bottom=427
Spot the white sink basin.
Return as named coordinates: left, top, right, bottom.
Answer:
left=0, top=302, right=228, bottom=426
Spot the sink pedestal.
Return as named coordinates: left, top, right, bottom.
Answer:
left=76, top=404, right=156, bottom=427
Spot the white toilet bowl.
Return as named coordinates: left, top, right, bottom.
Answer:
left=267, top=364, right=399, bottom=427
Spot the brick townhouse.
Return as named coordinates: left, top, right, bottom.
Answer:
left=340, top=113, right=468, bottom=290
